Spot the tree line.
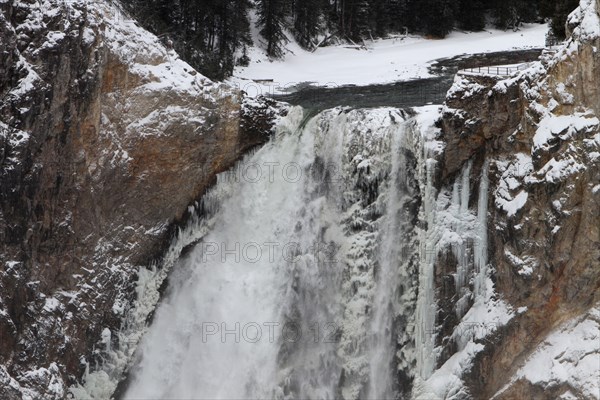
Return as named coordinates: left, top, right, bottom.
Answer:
left=121, top=0, right=580, bottom=80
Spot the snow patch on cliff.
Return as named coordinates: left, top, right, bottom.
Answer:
left=494, top=153, right=533, bottom=217
left=568, top=0, right=600, bottom=42
left=533, top=113, right=599, bottom=152
left=496, top=305, right=600, bottom=399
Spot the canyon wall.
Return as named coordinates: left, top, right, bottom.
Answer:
left=1, top=0, right=598, bottom=399
left=433, top=0, right=600, bottom=397
left=0, top=1, right=281, bottom=398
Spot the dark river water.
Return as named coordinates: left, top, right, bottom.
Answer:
left=271, top=48, right=543, bottom=110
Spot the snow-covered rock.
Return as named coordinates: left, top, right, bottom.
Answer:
left=427, top=0, right=600, bottom=398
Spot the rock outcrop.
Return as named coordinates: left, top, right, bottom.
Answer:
left=431, top=0, right=600, bottom=398
left=0, top=0, right=283, bottom=398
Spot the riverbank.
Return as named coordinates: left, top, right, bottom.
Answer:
left=229, top=23, right=549, bottom=96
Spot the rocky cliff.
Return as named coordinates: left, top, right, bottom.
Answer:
left=1, top=0, right=598, bottom=399
left=429, top=0, right=600, bottom=398
left=0, top=0, right=282, bottom=398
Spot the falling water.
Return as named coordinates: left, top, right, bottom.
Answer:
left=123, top=107, right=428, bottom=399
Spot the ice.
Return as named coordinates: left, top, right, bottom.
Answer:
left=473, top=160, right=489, bottom=299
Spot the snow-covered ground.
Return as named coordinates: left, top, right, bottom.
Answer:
left=230, top=23, right=549, bottom=96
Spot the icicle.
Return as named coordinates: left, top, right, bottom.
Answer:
left=474, top=159, right=489, bottom=299
left=414, top=142, right=439, bottom=380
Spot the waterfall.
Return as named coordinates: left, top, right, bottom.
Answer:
left=119, top=105, right=447, bottom=400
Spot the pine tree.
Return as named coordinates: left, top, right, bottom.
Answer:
left=331, top=0, right=370, bottom=42
left=121, top=0, right=552, bottom=80
left=233, top=0, right=253, bottom=65
left=456, top=0, right=486, bottom=31
left=538, top=0, right=556, bottom=19
left=257, top=0, right=290, bottom=59
left=493, top=0, right=518, bottom=29
left=219, top=0, right=252, bottom=74
left=417, top=0, right=456, bottom=38
left=389, top=0, right=414, bottom=33
left=550, top=0, right=580, bottom=39
left=292, top=0, right=324, bottom=49
left=353, top=0, right=372, bottom=40
left=492, top=0, right=538, bottom=30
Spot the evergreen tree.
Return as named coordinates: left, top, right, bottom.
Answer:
left=331, top=0, right=371, bottom=42
left=493, top=0, right=538, bottom=30
left=456, top=0, right=486, bottom=31
left=538, top=0, right=556, bottom=19
left=121, top=0, right=550, bottom=81
left=550, top=0, right=580, bottom=39
left=372, top=0, right=392, bottom=37
left=417, top=0, right=456, bottom=38
left=257, top=0, right=290, bottom=59
left=120, top=0, right=251, bottom=80
left=493, top=0, right=518, bottom=29
left=292, top=0, right=324, bottom=49
left=389, top=0, right=415, bottom=33
left=353, top=0, right=372, bottom=40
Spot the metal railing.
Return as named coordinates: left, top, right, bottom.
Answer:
left=459, top=62, right=531, bottom=77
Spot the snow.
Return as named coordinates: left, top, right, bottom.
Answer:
left=532, top=155, right=587, bottom=184
left=568, top=0, right=600, bottom=42
left=414, top=279, right=516, bottom=399
left=8, top=59, right=41, bottom=98
left=0, top=365, right=22, bottom=394
left=413, top=341, right=484, bottom=400
left=504, top=249, right=537, bottom=276
left=43, top=297, right=61, bottom=313
left=414, top=105, right=445, bottom=156
left=19, top=363, right=65, bottom=400
left=533, top=113, right=599, bottom=152
left=494, top=154, right=533, bottom=217
left=447, top=75, right=487, bottom=100
left=38, top=30, right=66, bottom=51
left=498, top=190, right=528, bottom=217
left=496, top=306, right=600, bottom=399
left=555, top=82, right=575, bottom=104
left=3, top=0, right=591, bottom=398
left=230, top=23, right=548, bottom=95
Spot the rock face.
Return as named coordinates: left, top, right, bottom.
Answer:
left=0, top=0, right=282, bottom=397
left=433, top=0, right=600, bottom=397
left=1, top=0, right=598, bottom=398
